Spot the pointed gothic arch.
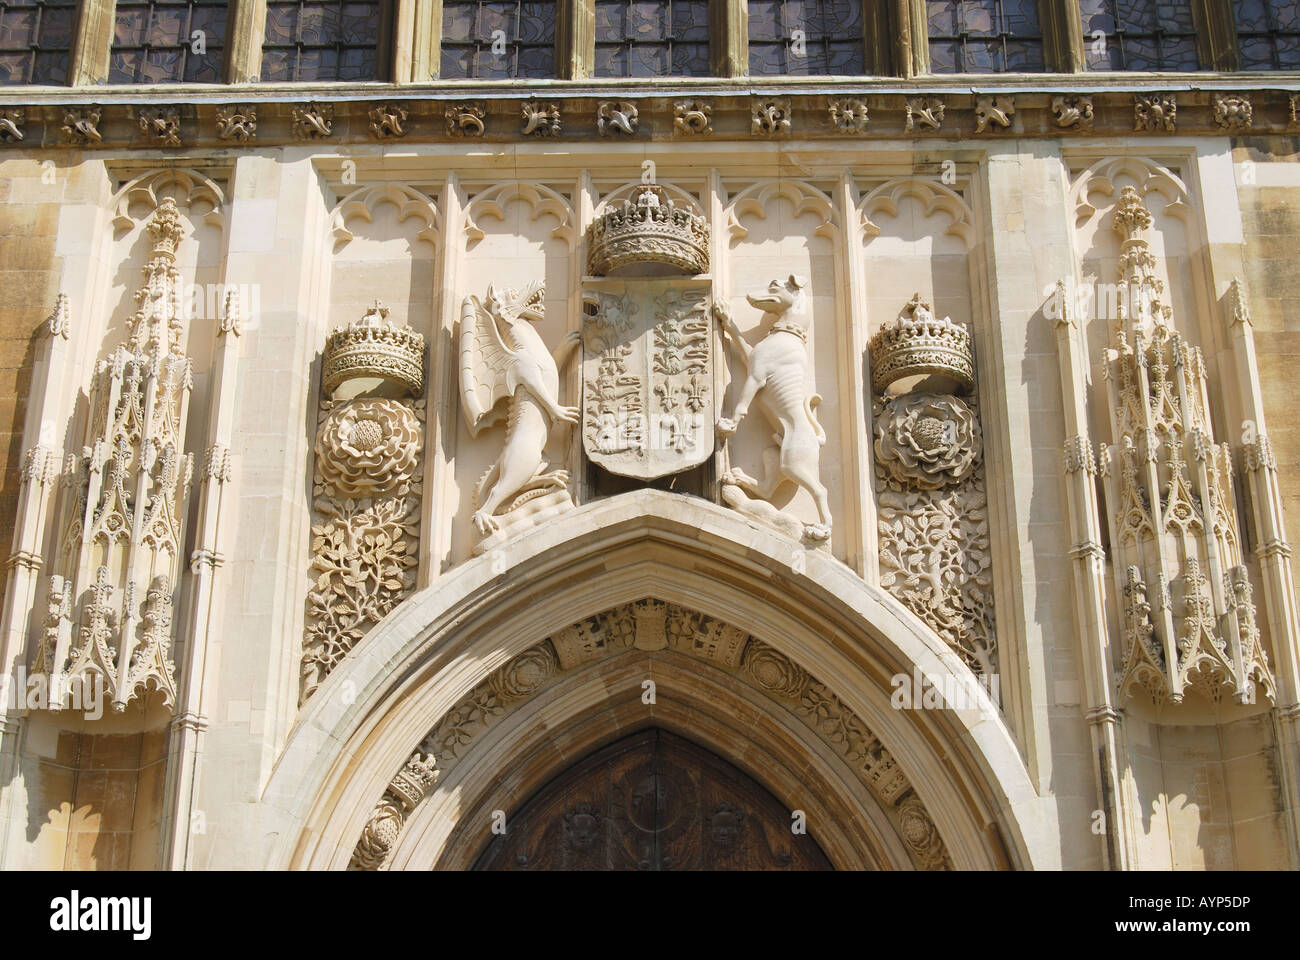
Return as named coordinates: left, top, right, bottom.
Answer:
left=260, top=490, right=1054, bottom=870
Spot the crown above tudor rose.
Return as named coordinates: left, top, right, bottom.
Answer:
left=585, top=185, right=710, bottom=277
left=869, top=293, right=975, bottom=396
left=322, top=299, right=426, bottom=399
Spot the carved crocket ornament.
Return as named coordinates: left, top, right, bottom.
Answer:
left=717, top=275, right=831, bottom=542
left=459, top=282, right=580, bottom=550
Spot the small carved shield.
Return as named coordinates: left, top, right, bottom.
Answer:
left=581, top=280, right=714, bottom=480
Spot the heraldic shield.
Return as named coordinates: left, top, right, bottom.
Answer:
left=581, top=279, right=715, bottom=480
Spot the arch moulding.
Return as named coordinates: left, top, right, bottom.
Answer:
left=258, top=490, right=1057, bottom=870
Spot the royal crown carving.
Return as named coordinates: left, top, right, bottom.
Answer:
left=322, top=300, right=426, bottom=399
left=869, top=294, right=974, bottom=395
left=586, top=185, right=710, bottom=277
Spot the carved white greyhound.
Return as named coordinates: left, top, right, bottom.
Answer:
left=716, top=274, right=831, bottom=540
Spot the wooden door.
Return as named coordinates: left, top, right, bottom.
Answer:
left=473, top=728, right=832, bottom=870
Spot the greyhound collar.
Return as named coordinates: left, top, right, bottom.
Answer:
left=771, top=319, right=808, bottom=342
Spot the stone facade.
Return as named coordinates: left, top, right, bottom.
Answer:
left=0, top=14, right=1298, bottom=872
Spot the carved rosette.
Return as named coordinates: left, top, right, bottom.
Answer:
left=349, top=601, right=952, bottom=871
left=314, top=400, right=421, bottom=500
left=874, top=394, right=981, bottom=490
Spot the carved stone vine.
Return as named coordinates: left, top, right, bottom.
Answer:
left=873, top=393, right=996, bottom=676
left=870, top=296, right=996, bottom=677
left=301, top=304, right=426, bottom=702
left=350, top=600, right=952, bottom=870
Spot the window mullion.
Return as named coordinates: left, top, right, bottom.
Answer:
left=70, top=0, right=117, bottom=85
left=558, top=0, right=595, bottom=79
left=894, top=0, right=928, bottom=77
left=226, top=0, right=268, bottom=82
left=712, top=0, right=745, bottom=77
left=1192, top=0, right=1240, bottom=70
left=1041, top=0, right=1084, bottom=71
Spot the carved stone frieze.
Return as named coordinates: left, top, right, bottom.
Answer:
left=717, top=276, right=832, bottom=543
left=673, top=100, right=712, bottom=136
left=215, top=105, right=256, bottom=142
left=905, top=97, right=944, bottom=132
left=828, top=99, right=868, bottom=133
left=1134, top=94, right=1176, bottom=132
left=445, top=102, right=485, bottom=137
left=751, top=99, right=791, bottom=137
left=137, top=106, right=182, bottom=146
left=369, top=103, right=408, bottom=139
left=0, top=108, right=24, bottom=143
left=521, top=101, right=561, bottom=137
left=292, top=102, right=334, bottom=139
left=1213, top=94, right=1252, bottom=131
left=61, top=106, right=102, bottom=145
left=350, top=601, right=952, bottom=870
left=1051, top=95, right=1094, bottom=132
left=973, top=96, right=1014, bottom=133
left=597, top=101, right=638, bottom=136
left=581, top=283, right=713, bottom=480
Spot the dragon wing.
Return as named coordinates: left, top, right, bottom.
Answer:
left=459, top=294, right=517, bottom=436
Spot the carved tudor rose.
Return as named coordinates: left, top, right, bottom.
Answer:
left=315, top=399, right=422, bottom=500
left=874, top=393, right=981, bottom=490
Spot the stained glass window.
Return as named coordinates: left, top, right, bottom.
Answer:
left=748, top=0, right=864, bottom=75
left=1079, top=0, right=1199, bottom=70
left=441, top=0, right=556, bottom=78
left=109, top=1, right=227, bottom=83
left=0, top=1, right=76, bottom=84
left=594, top=0, right=709, bottom=77
left=261, top=1, right=384, bottom=82
left=1234, top=0, right=1300, bottom=68
left=927, top=0, right=1044, bottom=72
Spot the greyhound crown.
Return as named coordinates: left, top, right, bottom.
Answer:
left=869, top=294, right=974, bottom=394
left=586, top=185, right=710, bottom=276
left=323, top=299, right=426, bottom=398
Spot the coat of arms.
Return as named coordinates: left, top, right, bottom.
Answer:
left=581, top=280, right=714, bottom=479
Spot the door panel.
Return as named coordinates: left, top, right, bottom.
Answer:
left=473, top=728, right=832, bottom=870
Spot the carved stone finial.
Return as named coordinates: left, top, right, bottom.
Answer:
left=973, top=96, right=1014, bottom=133
left=1227, top=277, right=1252, bottom=329
left=1111, top=185, right=1153, bottom=242
left=597, top=101, right=638, bottom=136
left=1134, top=93, right=1176, bottom=132
left=673, top=100, right=712, bottom=136
left=1213, top=93, right=1252, bottom=131
left=1051, top=94, right=1093, bottom=132
left=61, top=106, right=102, bottom=145
left=0, top=108, right=25, bottom=144
left=585, top=185, right=710, bottom=276
left=215, top=104, right=257, bottom=142
left=905, top=96, right=944, bottom=132
left=445, top=102, right=485, bottom=137
left=869, top=293, right=975, bottom=395
left=369, top=103, right=408, bottom=140
left=137, top=105, right=182, bottom=146
left=322, top=300, right=425, bottom=399
left=521, top=101, right=560, bottom=137
left=292, top=102, right=334, bottom=140
left=829, top=98, right=869, bottom=133
left=751, top=99, right=791, bottom=137
left=147, top=197, right=185, bottom=260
